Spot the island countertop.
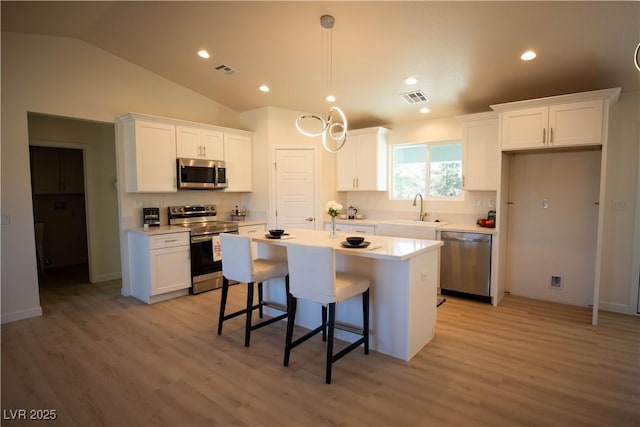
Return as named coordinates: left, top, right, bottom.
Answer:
left=251, top=228, right=443, bottom=261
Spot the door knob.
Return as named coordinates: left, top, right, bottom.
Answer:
left=304, top=217, right=314, bottom=222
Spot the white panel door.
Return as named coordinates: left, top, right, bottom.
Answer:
left=275, top=149, right=315, bottom=230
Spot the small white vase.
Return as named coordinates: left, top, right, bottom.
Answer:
left=329, top=216, right=337, bottom=238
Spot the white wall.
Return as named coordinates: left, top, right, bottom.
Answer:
left=240, top=106, right=340, bottom=228
left=1, top=32, right=241, bottom=323
left=599, top=91, right=640, bottom=314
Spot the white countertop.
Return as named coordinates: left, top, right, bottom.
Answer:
left=233, top=220, right=267, bottom=227
left=437, top=223, right=496, bottom=234
left=128, top=225, right=190, bottom=235
left=253, top=228, right=442, bottom=261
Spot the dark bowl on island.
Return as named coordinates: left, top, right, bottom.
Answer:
left=346, top=236, right=365, bottom=246
left=268, top=229, right=285, bottom=237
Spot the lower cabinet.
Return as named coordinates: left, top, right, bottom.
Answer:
left=325, top=222, right=376, bottom=235
left=238, top=223, right=266, bottom=258
left=129, top=231, right=191, bottom=303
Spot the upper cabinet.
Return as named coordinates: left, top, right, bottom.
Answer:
left=120, top=116, right=177, bottom=193
left=458, top=112, right=499, bottom=191
left=223, top=131, right=253, bottom=192
left=336, top=127, right=389, bottom=191
left=492, top=89, right=620, bottom=152
left=30, top=146, right=85, bottom=195
left=176, top=126, right=224, bottom=160
left=118, top=113, right=253, bottom=193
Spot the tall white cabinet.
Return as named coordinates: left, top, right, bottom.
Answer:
left=336, top=127, right=389, bottom=191
left=491, top=88, right=620, bottom=325
left=457, top=112, right=499, bottom=191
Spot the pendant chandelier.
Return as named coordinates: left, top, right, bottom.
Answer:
left=295, top=15, right=348, bottom=153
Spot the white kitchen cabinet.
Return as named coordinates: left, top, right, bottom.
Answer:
left=129, top=230, right=191, bottom=304
left=324, top=222, right=376, bottom=235
left=224, top=131, right=253, bottom=192
left=498, top=99, right=603, bottom=151
left=120, top=115, right=177, bottom=193
left=238, top=223, right=266, bottom=257
left=176, top=126, right=224, bottom=160
left=457, top=112, right=499, bottom=191
left=336, top=127, right=389, bottom=191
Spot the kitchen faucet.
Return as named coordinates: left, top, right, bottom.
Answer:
left=412, top=193, right=427, bottom=221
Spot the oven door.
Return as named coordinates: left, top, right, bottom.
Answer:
left=190, top=234, right=224, bottom=293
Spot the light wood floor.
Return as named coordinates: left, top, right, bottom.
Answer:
left=2, top=275, right=639, bottom=427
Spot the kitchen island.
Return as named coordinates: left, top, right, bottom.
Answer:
left=252, top=229, right=443, bottom=361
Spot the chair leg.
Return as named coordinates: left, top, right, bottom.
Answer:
left=245, top=282, right=254, bottom=347
left=363, top=289, right=370, bottom=354
left=321, top=305, right=328, bottom=342
left=258, top=282, right=264, bottom=318
left=325, top=303, right=336, bottom=384
left=217, top=276, right=230, bottom=335
left=283, top=295, right=297, bottom=366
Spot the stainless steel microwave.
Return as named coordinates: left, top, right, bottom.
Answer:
left=177, top=158, right=227, bottom=190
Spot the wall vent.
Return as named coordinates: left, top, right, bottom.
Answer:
left=214, top=64, right=236, bottom=75
left=401, top=90, right=429, bottom=104
left=550, top=275, right=563, bottom=289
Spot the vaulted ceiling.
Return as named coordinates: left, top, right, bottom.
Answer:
left=2, top=1, right=638, bottom=127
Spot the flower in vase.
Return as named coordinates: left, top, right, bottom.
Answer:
left=326, top=201, right=343, bottom=218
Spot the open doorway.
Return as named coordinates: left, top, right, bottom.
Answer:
left=30, top=145, right=89, bottom=287
left=27, top=113, right=121, bottom=297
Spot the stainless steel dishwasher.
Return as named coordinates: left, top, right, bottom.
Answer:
left=440, top=231, right=492, bottom=303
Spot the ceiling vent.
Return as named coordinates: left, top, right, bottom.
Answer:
left=214, top=64, right=236, bottom=75
left=401, top=90, right=429, bottom=104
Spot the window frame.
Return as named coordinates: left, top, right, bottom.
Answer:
left=389, top=140, right=464, bottom=201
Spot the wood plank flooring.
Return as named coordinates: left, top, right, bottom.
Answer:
left=2, top=276, right=639, bottom=427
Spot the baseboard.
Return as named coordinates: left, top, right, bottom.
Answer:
left=1, top=306, right=43, bottom=324
left=598, top=301, right=635, bottom=315
left=91, top=271, right=121, bottom=283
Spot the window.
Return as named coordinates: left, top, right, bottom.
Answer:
left=391, top=142, right=462, bottom=199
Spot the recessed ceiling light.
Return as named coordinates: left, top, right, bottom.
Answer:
left=405, top=76, right=418, bottom=85
left=420, top=107, right=430, bottom=114
left=197, top=50, right=210, bottom=59
left=521, top=50, right=536, bottom=61
left=259, top=85, right=270, bottom=92
left=326, top=95, right=336, bottom=103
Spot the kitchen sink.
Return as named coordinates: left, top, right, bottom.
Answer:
left=376, top=220, right=447, bottom=240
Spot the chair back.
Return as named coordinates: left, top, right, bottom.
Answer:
left=220, top=233, right=254, bottom=283
left=286, top=242, right=336, bottom=304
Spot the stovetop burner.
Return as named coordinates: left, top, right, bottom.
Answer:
left=168, top=204, right=238, bottom=236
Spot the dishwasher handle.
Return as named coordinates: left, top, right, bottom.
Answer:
left=441, top=233, right=490, bottom=243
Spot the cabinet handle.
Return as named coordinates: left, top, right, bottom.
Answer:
left=550, top=127, right=554, bottom=144
left=203, top=146, right=207, bottom=157
left=542, top=128, right=546, bottom=145
left=164, top=239, right=179, bottom=243
left=356, top=178, right=359, bottom=188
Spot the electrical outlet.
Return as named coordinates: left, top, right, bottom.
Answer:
left=550, top=275, right=562, bottom=289
left=473, top=198, right=482, bottom=207
left=612, top=200, right=626, bottom=211
left=487, top=199, right=495, bottom=208
left=540, top=198, right=549, bottom=209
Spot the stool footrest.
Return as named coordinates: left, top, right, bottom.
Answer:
left=250, top=312, right=287, bottom=331
left=289, top=324, right=325, bottom=349
left=332, top=337, right=366, bottom=363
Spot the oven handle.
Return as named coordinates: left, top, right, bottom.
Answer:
left=191, top=235, right=214, bottom=244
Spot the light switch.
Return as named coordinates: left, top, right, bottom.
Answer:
left=1, top=213, right=9, bottom=225
left=612, top=200, right=626, bottom=211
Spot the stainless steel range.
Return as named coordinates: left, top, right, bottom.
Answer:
left=168, top=204, right=238, bottom=294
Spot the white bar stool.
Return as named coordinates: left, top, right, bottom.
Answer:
left=283, top=242, right=370, bottom=384
left=218, top=233, right=289, bottom=347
